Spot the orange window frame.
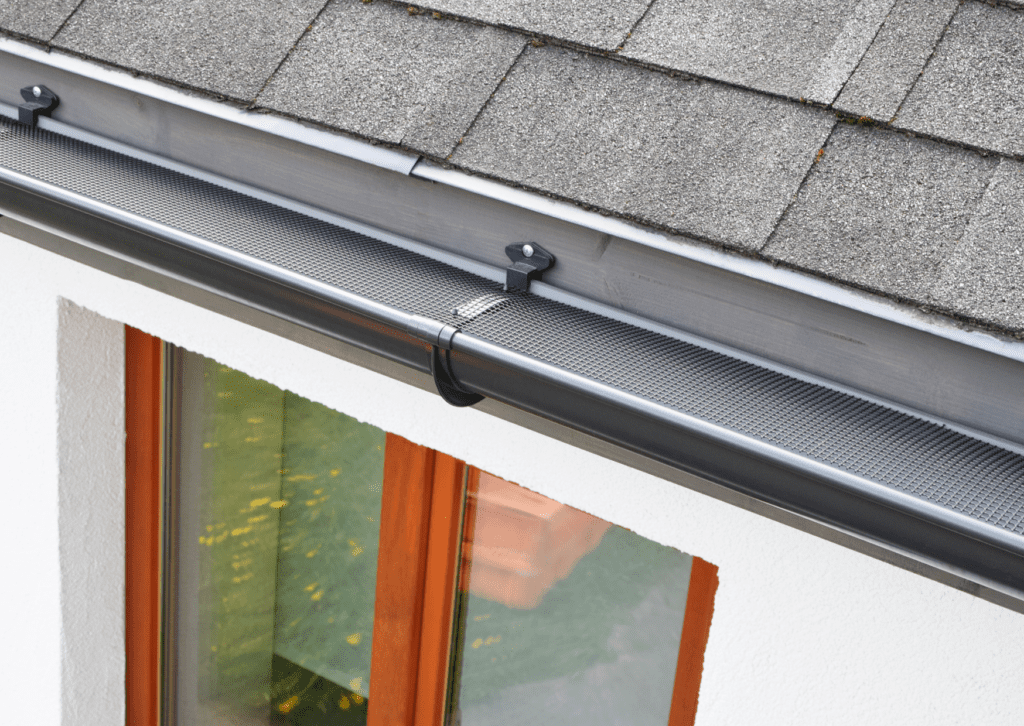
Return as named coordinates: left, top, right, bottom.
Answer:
left=125, top=329, right=717, bottom=726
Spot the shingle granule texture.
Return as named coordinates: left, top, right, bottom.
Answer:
left=258, top=0, right=524, bottom=158
left=622, top=0, right=894, bottom=104
left=400, top=0, right=651, bottom=50
left=0, top=0, right=81, bottom=41
left=896, top=2, right=1024, bottom=158
left=452, top=46, right=836, bottom=251
left=53, top=0, right=329, bottom=100
left=834, top=0, right=959, bottom=122
left=765, top=124, right=997, bottom=300
left=929, top=159, right=1024, bottom=331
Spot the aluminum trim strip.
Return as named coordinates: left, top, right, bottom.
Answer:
left=0, top=39, right=420, bottom=175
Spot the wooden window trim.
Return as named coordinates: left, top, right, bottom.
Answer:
left=125, top=326, right=164, bottom=726
left=669, top=557, right=720, bottom=726
left=126, top=336, right=717, bottom=726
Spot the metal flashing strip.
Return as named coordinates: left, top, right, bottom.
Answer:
left=2, top=116, right=1024, bottom=601
left=411, top=160, right=1024, bottom=366
left=0, top=38, right=420, bottom=175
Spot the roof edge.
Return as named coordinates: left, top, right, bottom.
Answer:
left=412, top=160, right=1024, bottom=365
left=0, top=37, right=420, bottom=175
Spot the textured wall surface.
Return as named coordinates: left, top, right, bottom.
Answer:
left=1, top=230, right=1023, bottom=724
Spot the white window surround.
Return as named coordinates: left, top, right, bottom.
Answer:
left=2, top=232, right=1023, bottom=725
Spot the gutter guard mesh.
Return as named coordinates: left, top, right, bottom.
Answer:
left=0, top=118, right=498, bottom=325
left=3, top=117, right=1024, bottom=538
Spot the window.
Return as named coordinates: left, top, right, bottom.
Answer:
left=126, top=329, right=718, bottom=726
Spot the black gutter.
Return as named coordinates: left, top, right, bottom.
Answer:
left=1, top=119, right=1023, bottom=602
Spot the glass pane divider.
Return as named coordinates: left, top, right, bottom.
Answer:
left=414, top=455, right=469, bottom=726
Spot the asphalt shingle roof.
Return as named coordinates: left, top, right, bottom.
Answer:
left=0, top=0, right=80, bottom=40
left=258, top=1, right=524, bottom=158
left=764, top=124, right=997, bottom=300
left=622, top=0, right=895, bottom=104
left=895, top=2, right=1024, bottom=159
left=929, top=158, right=1024, bottom=330
left=451, top=46, right=835, bottom=251
left=54, top=0, right=326, bottom=99
left=4, top=0, right=1024, bottom=337
left=833, top=0, right=959, bottom=122
left=409, top=0, right=650, bottom=50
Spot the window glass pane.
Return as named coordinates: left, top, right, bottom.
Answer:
left=174, top=353, right=382, bottom=725
left=450, top=471, right=694, bottom=726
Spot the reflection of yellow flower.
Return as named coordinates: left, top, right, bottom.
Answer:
left=287, top=474, right=316, bottom=481
left=250, top=497, right=270, bottom=507
left=472, top=638, right=483, bottom=649
left=310, top=590, right=324, bottom=601
left=346, top=632, right=361, bottom=645
left=278, top=695, right=299, bottom=713
left=330, top=469, right=340, bottom=477
left=351, top=546, right=364, bottom=557
left=304, top=582, right=318, bottom=592
left=339, top=696, right=350, bottom=710
left=247, top=417, right=264, bottom=424
left=351, top=693, right=364, bottom=705
left=349, top=677, right=363, bottom=692
left=269, top=500, right=287, bottom=509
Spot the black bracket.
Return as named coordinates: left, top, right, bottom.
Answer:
left=19, top=85, right=59, bottom=127
left=430, top=344, right=483, bottom=408
left=409, top=319, right=484, bottom=408
left=504, top=242, right=554, bottom=292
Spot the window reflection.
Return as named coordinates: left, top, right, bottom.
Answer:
left=174, top=354, right=383, bottom=725
left=451, top=471, right=694, bottom=726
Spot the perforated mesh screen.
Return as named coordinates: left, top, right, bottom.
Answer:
left=3, top=116, right=1024, bottom=537
left=0, top=118, right=498, bottom=324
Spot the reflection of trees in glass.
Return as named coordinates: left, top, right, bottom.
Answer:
left=273, top=392, right=384, bottom=700
left=198, top=361, right=285, bottom=709
left=196, top=359, right=384, bottom=719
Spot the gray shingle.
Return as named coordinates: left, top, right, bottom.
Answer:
left=896, top=2, right=1024, bottom=158
left=928, top=159, right=1024, bottom=330
left=764, top=124, right=997, bottom=300
left=451, top=47, right=836, bottom=251
left=53, top=0, right=328, bottom=100
left=401, top=0, right=650, bottom=50
left=621, top=0, right=895, bottom=104
left=834, top=0, right=958, bottom=123
left=258, top=0, right=524, bottom=158
left=0, top=0, right=80, bottom=41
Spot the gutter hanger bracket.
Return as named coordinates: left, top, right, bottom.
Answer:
left=18, top=85, right=59, bottom=127
left=504, top=242, right=554, bottom=292
left=430, top=324, right=483, bottom=408
left=407, top=315, right=484, bottom=407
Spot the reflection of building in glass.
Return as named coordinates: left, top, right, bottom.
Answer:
left=462, top=472, right=611, bottom=609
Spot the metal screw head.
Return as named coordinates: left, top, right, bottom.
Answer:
left=32, top=86, right=42, bottom=98
left=522, top=244, right=534, bottom=258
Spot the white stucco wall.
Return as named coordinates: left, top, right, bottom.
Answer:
left=2, top=229, right=1023, bottom=725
